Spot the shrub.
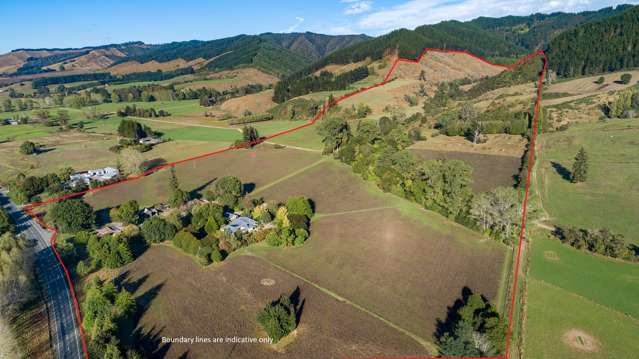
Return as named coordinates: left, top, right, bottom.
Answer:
left=594, top=76, right=605, bottom=84
left=285, top=196, right=313, bottom=218
left=19, top=141, right=38, bottom=155
left=173, top=230, right=200, bottom=255
left=256, top=294, right=298, bottom=343
left=140, top=217, right=176, bottom=243
left=620, top=73, right=632, bottom=84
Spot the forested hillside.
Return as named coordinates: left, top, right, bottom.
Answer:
left=470, top=5, right=634, bottom=50
left=259, top=32, right=370, bottom=61
left=546, top=5, right=639, bottom=76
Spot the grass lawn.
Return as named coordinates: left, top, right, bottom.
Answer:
left=524, top=278, right=639, bottom=359
left=530, top=232, right=639, bottom=319
left=538, top=119, right=639, bottom=243
left=0, top=124, right=55, bottom=141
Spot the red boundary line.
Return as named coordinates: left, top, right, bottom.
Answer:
left=21, top=47, right=547, bottom=359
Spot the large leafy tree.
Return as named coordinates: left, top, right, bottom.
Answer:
left=206, top=176, right=243, bottom=207
left=140, top=216, right=176, bottom=244
left=317, top=117, right=351, bottom=154
left=257, top=294, right=298, bottom=343
left=50, top=199, right=95, bottom=232
left=470, top=187, right=522, bottom=244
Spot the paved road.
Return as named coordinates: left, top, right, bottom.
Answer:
left=0, top=192, right=84, bottom=359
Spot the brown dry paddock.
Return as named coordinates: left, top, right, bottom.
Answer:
left=85, top=145, right=322, bottom=210
left=117, top=246, right=431, bottom=359
left=251, top=160, right=388, bottom=214
left=410, top=148, right=521, bottom=192
left=251, top=206, right=506, bottom=341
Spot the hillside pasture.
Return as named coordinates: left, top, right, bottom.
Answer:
left=117, top=247, right=431, bottom=358
left=410, top=149, right=520, bottom=192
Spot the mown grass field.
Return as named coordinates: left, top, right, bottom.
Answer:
left=524, top=278, right=639, bottom=359
left=530, top=233, right=639, bottom=319
left=538, top=119, right=639, bottom=243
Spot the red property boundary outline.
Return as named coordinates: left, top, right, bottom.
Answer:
left=21, top=47, right=547, bottom=359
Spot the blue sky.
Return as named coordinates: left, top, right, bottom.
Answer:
left=0, top=0, right=635, bottom=53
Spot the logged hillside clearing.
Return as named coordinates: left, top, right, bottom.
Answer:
left=108, top=57, right=208, bottom=75
left=44, top=48, right=126, bottom=72
left=220, top=89, right=276, bottom=116
left=393, top=51, right=504, bottom=82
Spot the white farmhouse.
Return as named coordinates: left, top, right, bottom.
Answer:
left=70, top=167, right=120, bottom=186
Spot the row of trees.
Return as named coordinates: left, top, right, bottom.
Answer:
left=553, top=226, right=634, bottom=260
left=317, top=114, right=524, bottom=243
left=116, top=105, right=170, bottom=118
left=7, top=167, right=75, bottom=204
left=116, top=119, right=158, bottom=139
left=602, top=85, right=639, bottom=119
left=435, top=103, right=531, bottom=142
left=273, top=66, right=370, bottom=103
left=81, top=278, right=138, bottom=358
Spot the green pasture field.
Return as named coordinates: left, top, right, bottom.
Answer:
left=530, top=231, right=639, bottom=319
left=249, top=120, right=323, bottom=151
left=538, top=119, right=639, bottom=243
left=524, top=278, right=639, bottom=359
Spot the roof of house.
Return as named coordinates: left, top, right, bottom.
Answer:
left=225, top=216, right=258, bottom=234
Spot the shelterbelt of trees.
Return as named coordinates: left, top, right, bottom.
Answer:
left=317, top=110, right=527, bottom=245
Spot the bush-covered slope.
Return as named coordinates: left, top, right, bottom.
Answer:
left=546, top=5, right=639, bottom=76
left=470, top=5, right=634, bottom=50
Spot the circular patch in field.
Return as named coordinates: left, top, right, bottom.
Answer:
left=562, top=329, right=600, bottom=352
left=544, top=250, right=560, bottom=261
left=260, top=278, right=276, bottom=286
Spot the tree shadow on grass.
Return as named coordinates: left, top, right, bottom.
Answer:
left=289, top=286, right=305, bottom=325
left=144, top=158, right=167, bottom=172
left=189, top=178, right=216, bottom=199
left=551, top=161, right=572, bottom=182
left=115, top=271, right=168, bottom=357
left=242, top=182, right=256, bottom=195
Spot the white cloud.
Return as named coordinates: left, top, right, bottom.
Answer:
left=344, top=1, right=373, bottom=15
left=356, top=0, right=635, bottom=32
left=326, top=25, right=356, bottom=34
left=284, top=16, right=305, bottom=32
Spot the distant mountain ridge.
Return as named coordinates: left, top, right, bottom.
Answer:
left=0, top=33, right=370, bottom=78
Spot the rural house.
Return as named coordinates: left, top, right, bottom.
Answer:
left=223, top=216, right=258, bottom=234
left=96, top=222, right=124, bottom=237
left=138, top=136, right=163, bottom=145
left=70, top=167, right=119, bottom=186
